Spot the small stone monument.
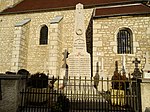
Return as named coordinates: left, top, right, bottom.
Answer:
left=143, top=52, right=150, bottom=79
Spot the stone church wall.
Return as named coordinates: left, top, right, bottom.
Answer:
left=0, top=7, right=149, bottom=77
left=93, top=16, right=150, bottom=77
left=0, top=9, right=93, bottom=75
left=0, top=15, right=15, bottom=73
left=10, top=20, right=30, bottom=72
left=0, top=0, right=11, bottom=11
left=0, top=0, right=23, bottom=12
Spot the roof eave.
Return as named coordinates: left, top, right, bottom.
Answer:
left=0, top=6, right=76, bottom=15
left=93, top=12, right=150, bottom=19
left=0, top=0, right=143, bottom=15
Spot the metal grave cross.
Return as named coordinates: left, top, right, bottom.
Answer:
left=133, top=58, right=140, bottom=68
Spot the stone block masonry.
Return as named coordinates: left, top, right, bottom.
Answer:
left=0, top=9, right=93, bottom=74
left=93, top=16, right=150, bottom=77
left=11, top=19, right=30, bottom=72
left=0, top=0, right=23, bottom=12
left=48, top=20, right=63, bottom=77
left=0, top=5, right=149, bottom=78
left=0, top=79, right=26, bottom=112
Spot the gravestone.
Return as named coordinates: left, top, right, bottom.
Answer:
left=68, top=3, right=91, bottom=78
left=143, top=52, right=150, bottom=79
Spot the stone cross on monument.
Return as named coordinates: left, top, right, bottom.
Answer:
left=73, top=3, right=86, bottom=53
left=68, top=3, right=91, bottom=78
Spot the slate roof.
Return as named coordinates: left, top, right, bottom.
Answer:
left=94, top=3, right=150, bottom=18
left=1, top=0, right=143, bottom=14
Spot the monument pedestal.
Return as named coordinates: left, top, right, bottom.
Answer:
left=65, top=77, right=101, bottom=99
left=68, top=52, right=91, bottom=78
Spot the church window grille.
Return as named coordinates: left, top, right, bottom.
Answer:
left=40, top=25, right=48, bottom=45
left=117, top=28, right=133, bottom=54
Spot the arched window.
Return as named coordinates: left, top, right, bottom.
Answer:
left=117, top=28, right=133, bottom=54
left=40, top=25, right=48, bottom=45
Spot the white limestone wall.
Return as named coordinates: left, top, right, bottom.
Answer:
left=11, top=21, right=30, bottom=72
left=0, top=9, right=149, bottom=77
left=48, top=23, right=63, bottom=77
left=0, top=0, right=23, bottom=12
left=0, top=9, right=93, bottom=74
left=141, top=80, right=150, bottom=112
left=93, top=16, right=150, bottom=78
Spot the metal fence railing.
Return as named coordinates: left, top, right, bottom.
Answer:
left=17, top=75, right=141, bottom=112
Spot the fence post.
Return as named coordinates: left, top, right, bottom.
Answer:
left=16, top=75, right=28, bottom=112
left=137, top=79, right=142, bottom=112
left=0, top=74, right=27, bottom=112
left=0, top=80, right=2, bottom=100
left=141, top=79, right=150, bottom=112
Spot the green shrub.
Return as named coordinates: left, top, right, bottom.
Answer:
left=30, top=73, right=48, bottom=88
